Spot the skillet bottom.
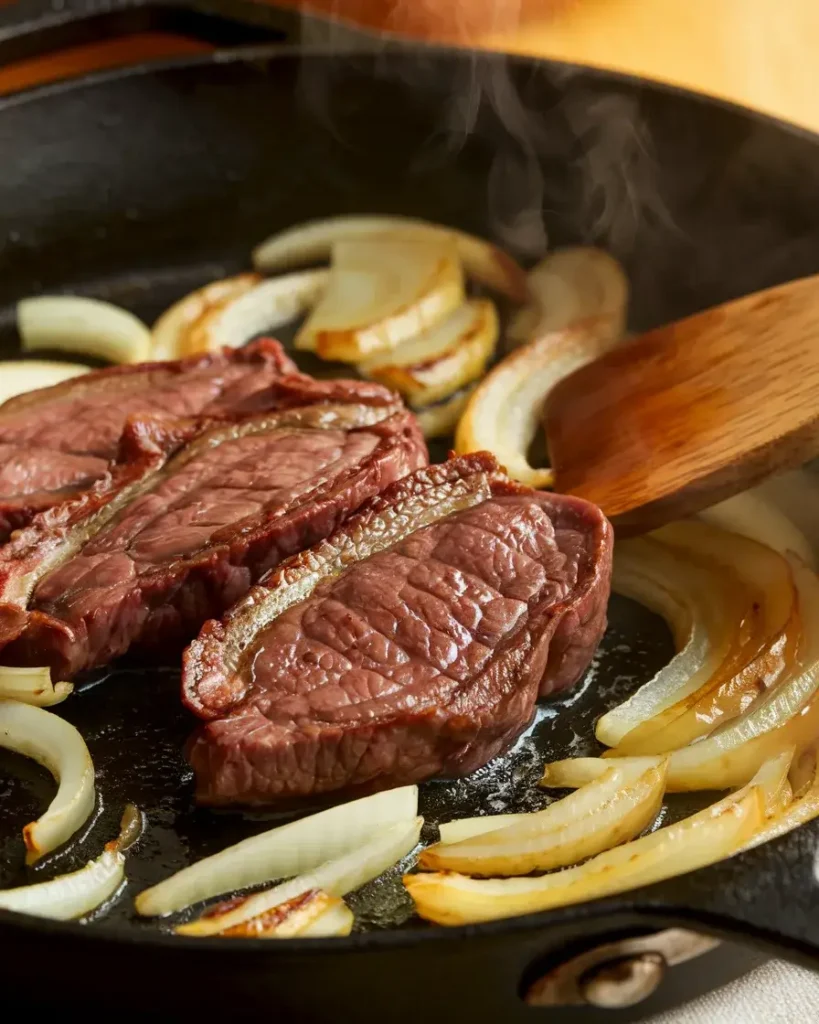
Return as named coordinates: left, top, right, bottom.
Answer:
left=0, top=593, right=676, bottom=932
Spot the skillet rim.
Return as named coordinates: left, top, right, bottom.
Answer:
left=2, top=39, right=819, bottom=958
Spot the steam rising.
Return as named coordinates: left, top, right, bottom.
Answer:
left=294, top=10, right=672, bottom=262
left=292, top=7, right=819, bottom=329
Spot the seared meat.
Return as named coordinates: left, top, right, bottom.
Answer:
left=0, top=399, right=427, bottom=677
left=0, top=339, right=296, bottom=539
left=184, top=453, right=612, bottom=806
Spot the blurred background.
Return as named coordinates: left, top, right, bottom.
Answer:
left=1, top=0, right=818, bottom=133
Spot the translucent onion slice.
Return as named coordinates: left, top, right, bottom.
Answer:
left=358, top=299, right=498, bottom=407
left=151, top=274, right=260, bottom=359
left=219, top=890, right=353, bottom=939
left=176, top=816, right=423, bottom=937
left=545, top=745, right=800, bottom=801
left=747, top=748, right=819, bottom=851
left=182, top=270, right=329, bottom=356
left=252, top=215, right=528, bottom=302
left=0, top=700, right=95, bottom=862
left=18, top=296, right=151, bottom=364
left=404, top=787, right=763, bottom=926
left=295, top=238, right=464, bottom=361
left=438, top=814, right=528, bottom=845
left=419, top=759, right=666, bottom=876
left=0, top=804, right=140, bottom=920
left=454, top=316, right=623, bottom=488
left=611, top=523, right=800, bottom=753
left=136, top=784, right=418, bottom=917
left=0, top=361, right=91, bottom=406
left=0, top=666, right=72, bottom=707
left=414, top=385, right=476, bottom=440
left=598, top=537, right=746, bottom=749
left=507, top=247, right=628, bottom=348
left=700, top=489, right=815, bottom=569
left=651, top=558, right=819, bottom=791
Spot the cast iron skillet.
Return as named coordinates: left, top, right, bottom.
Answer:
left=2, top=2, right=819, bottom=1019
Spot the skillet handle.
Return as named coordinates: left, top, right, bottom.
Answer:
left=0, top=0, right=335, bottom=91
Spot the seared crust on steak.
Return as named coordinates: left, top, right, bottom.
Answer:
left=183, top=453, right=613, bottom=806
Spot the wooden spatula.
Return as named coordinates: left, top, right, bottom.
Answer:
left=544, top=273, right=819, bottom=534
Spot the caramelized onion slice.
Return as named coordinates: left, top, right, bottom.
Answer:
left=404, top=788, right=762, bottom=925
left=0, top=700, right=95, bottom=862
left=747, top=748, right=819, bottom=851
left=176, top=817, right=423, bottom=937
left=136, top=785, right=418, bottom=917
left=181, top=270, right=329, bottom=357
left=0, top=666, right=72, bottom=707
left=420, top=759, right=666, bottom=876
left=252, top=215, right=528, bottom=301
left=651, top=558, right=819, bottom=791
left=219, top=890, right=353, bottom=939
left=598, top=537, right=746, bottom=749
left=18, top=296, right=151, bottom=364
left=454, top=317, right=622, bottom=487
left=359, top=299, right=498, bottom=407
left=507, top=247, right=628, bottom=348
left=0, top=804, right=139, bottom=921
left=608, top=523, right=800, bottom=754
left=296, top=238, right=464, bottom=361
left=0, top=361, right=91, bottom=405
left=151, top=274, right=260, bottom=359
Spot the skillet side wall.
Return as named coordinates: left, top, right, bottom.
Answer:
left=1, top=50, right=819, bottom=342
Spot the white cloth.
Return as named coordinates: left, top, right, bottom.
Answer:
left=648, top=959, right=819, bottom=1023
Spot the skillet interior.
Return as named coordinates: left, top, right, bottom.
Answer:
left=2, top=43, right=819, bottom=1015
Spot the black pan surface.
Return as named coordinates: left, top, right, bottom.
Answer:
left=2, top=26, right=819, bottom=1021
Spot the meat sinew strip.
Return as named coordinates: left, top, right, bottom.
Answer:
left=183, top=453, right=613, bottom=806
left=0, top=339, right=296, bottom=540
left=0, top=399, right=427, bottom=678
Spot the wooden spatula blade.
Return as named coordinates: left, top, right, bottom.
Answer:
left=544, top=273, right=819, bottom=533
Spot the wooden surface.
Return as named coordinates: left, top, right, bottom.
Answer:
left=1, top=0, right=818, bottom=135
left=544, top=274, right=819, bottom=533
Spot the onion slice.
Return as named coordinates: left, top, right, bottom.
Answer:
left=0, top=804, right=140, bottom=920
left=0, top=361, right=90, bottom=406
left=598, top=536, right=746, bottom=749
left=176, top=816, right=422, bottom=937
left=180, top=270, right=328, bottom=357
left=454, top=316, right=622, bottom=487
left=136, top=785, right=418, bottom=917
left=295, top=238, right=464, bottom=361
left=18, top=296, right=151, bottom=364
left=748, top=748, right=819, bottom=851
left=651, top=557, right=819, bottom=791
left=219, top=890, right=353, bottom=939
left=151, top=274, right=261, bottom=359
left=404, top=787, right=762, bottom=926
left=699, top=489, right=815, bottom=569
left=0, top=666, right=72, bottom=707
left=252, top=215, right=528, bottom=302
left=507, top=247, right=628, bottom=348
left=419, top=759, right=666, bottom=876
left=0, top=700, right=95, bottom=862
left=606, top=524, right=800, bottom=754
left=438, top=814, right=529, bottom=845
left=359, top=299, right=498, bottom=407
